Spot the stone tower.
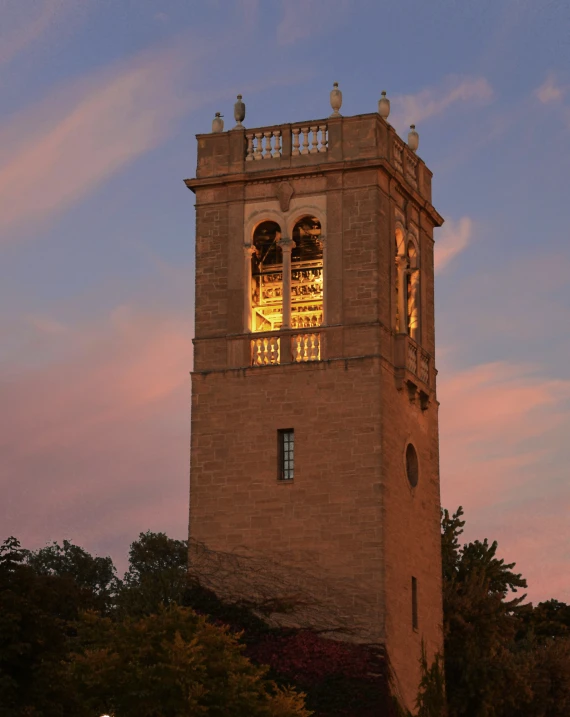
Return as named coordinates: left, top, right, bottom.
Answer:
left=185, top=97, right=444, bottom=710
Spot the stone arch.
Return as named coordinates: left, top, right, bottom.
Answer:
left=288, top=214, right=324, bottom=329
left=245, top=208, right=285, bottom=246
left=250, top=219, right=284, bottom=333
left=285, top=205, right=327, bottom=239
left=395, top=223, right=407, bottom=257
left=406, top=233, right=420, bottom=268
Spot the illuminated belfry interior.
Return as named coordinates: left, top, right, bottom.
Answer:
left=251, top=217, right=323, bottom=333
left=249, top=216, right=323, bottom=364
left=251, top=221, right=284, bottom=332
left=395, top=226, right=420, bottom=340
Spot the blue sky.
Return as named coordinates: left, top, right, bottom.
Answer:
left=1, top=0, right=569, bottom=601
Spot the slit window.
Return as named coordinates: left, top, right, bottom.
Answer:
left=278, top=429, right=294, bottom=481
left=412, top=576, right=418, bottom=630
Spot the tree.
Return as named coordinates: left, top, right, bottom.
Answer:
left=25, top=539, right=120, bottom=613
left=441, top=508, right=570, bottom=717
left=415, top=642, right=446, bottom=717
left=518, top=599, right=570, bottom=642
left=67, top=604, right=311, bottom=717
left=442, top=507, right=530, bottom=716
left=117, top=531, right=189, bottom=616
left=0, top=537, right=82, bottom=715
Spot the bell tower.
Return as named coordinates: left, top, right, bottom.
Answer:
left=185, top=90, right=444, bottom=710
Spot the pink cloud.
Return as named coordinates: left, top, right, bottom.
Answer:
left=390, top=76, right=494, bottom=131
left=0, top=307, right=193, bottom=570
left=0, top=35, right=219, bottom=242
left=438, top=359, right=570, bottom=602
left=0, top=0, right=82, bottom=68
left=535, top=73, right=565, bottom=104
left=434, top=216, right=472, bottom=273
left=491, top=498, right=570, bottom=602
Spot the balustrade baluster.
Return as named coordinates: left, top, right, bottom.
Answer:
left=262, top=337, right=268, bottom=363
left=318, top=125, right=328, bottom=152
left=272, top=130, right=281, bottom=158
left=245, top=133, right=254, bottom=161
left=420, top=352, right=429, bottom=383
left=301, top=127, right=310, bottom=155
left=292, top=128, right=301, bottom=156
left=407, top=342, right=417, bottom=373
left=263, top=131, right=272, bottom=159
left=309, top=126, right=319, bottom=154
left=254, top=133, right=263, bottom=160
left=252, top=339, right=260, bottom=365
left=293, top=335, right=300, bottom=362
left=393, top=139, right=404, bottom=173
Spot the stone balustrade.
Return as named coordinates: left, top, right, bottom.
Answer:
left=246, top=129, right=283, bottom=161
left=392, top=136, right=419, bottom=188
left=405, top=149, right=419, bottom=189
left=395, top=333, right=431, bottom=388
left=251, top=335, right=280, bottom=365
left=245, top=124, right=327, bottom=162
left=250, top=329, right=322, bottom=366
left=393, top=137, right=404, bottom=174
left=290, top=124, right=328, bottom=155
left=291, top=332, right=321, bottom=362
left=407, top=340, right=418, bottom=374
left=419, top=350, right=429, bottom=384
left=191, top=114, right=434, bottom=204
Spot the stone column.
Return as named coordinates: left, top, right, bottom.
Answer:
left=408, top=268, right=420, bottom=341
left=396, top=253, right=409, bottom=334
left=317, top=236, right=327, bottom=325
left=243, top=244, right=256, bottom=332
left=278, top=237, right=294, bottom=329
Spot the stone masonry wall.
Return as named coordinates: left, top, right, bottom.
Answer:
left=190, top=357, right=385, bottom=639
left=188, top=112, right=443, bottom=713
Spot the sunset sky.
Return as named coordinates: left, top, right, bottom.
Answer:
left=1, top=0, right=569, bottom=603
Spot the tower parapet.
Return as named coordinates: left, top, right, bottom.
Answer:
left=189, top=112, right=434, bottom=205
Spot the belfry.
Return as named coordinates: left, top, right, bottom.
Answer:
left=185, top=86, right=444, bottom=710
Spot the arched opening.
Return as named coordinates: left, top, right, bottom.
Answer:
left=406, top=240, right=419, bottom=340
left=251, top=221, right=283, bottom=332
left=395, top=233, right=402, bottom=332
left=290, top=216, right=323, bottom=329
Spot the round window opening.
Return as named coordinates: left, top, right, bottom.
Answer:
left=405, top=443, right=419, bottom=488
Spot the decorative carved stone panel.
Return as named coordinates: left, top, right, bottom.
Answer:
left=276, top=182, right=295, bottom=212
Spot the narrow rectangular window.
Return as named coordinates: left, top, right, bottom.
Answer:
left=412, top=576, right=418, bottom=630
left=278, top=429, right=294, bottom=481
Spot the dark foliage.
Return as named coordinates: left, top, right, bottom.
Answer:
left=182, top=578, right=397, bottom=716
left=117, top=530, right=189, bottom=617
left=25, top=538, right=120, bottom=614
left=4, top=517, right=570, bottom=716
left=442, top=507, right=570, bottom=717
left=0, top=537, right=82, bottom=715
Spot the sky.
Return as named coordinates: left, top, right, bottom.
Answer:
left=0, top=0, right=569, bottom=603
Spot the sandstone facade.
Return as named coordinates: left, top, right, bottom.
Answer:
left=186, top=112, right=444, bottom=711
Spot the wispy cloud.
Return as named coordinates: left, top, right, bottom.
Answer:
left=390, top=76, right=494, bottom=130
left=0, top=38, right=214, bottom=241
left=535, top=73, right=565, bottom=104
left=434, top=216, right=472, bottom=273
left=26, top=315, right=68, bottom=336
left=0, top=0, right=82, bottom=69
left=276, top=0, right=349, bottom=46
